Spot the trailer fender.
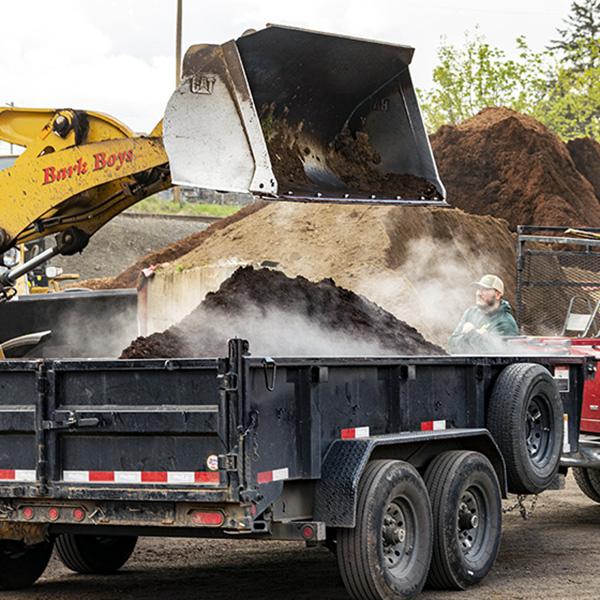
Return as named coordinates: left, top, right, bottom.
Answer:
left=313, top=429, right=506, bottom=528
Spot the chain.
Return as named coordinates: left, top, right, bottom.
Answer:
left=503, top=494, right=538, bottom=520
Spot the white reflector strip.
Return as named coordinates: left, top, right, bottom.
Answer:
left=63, top=470, right=218, bottom=484
left=341, top=426, right=370, bottom=439
left=257, top=467, right=290, bottom=484
left=15, top=470, right=36, bottom=481
left=421, top=420, right=447, bottom=431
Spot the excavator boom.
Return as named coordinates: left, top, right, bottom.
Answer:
left=0, top=108, right=170, bottom=253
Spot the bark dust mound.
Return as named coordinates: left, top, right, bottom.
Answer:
left=567, top=136, right=600, bottom=204
left=430, top=107, right=600, bottom=230
left=121, top=266, right=445, bottom=359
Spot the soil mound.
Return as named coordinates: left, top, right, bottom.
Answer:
left=121, top=266, right=446, bottom=358
left=73, top=201, right=268, bottom=290
left=430, top=107, right=600, bottom=230
left=567, top=137, right=600, bottom=203
left=149, top=203, right=515, bottom=348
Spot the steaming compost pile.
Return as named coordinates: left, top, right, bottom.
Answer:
left=121, top=266, right=445, bottom=358
left=430, top=107, right=600, bottom=230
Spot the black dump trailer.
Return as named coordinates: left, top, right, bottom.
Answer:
left=0, top=339, right=591, bottom=599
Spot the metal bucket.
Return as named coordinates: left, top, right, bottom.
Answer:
left=163, top=25, right=445, bottom=205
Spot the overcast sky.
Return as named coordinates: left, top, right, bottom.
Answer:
left=0, top=0, right=573, bottom=153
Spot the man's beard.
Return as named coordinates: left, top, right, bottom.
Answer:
left=477, top=295, right=497, bottom=310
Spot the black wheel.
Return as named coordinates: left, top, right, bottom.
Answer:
left=55, top=534, right=137, bottom=574
left=573, top=467, right=600, bottom=502
left=0, top=538, right=54, bottom=590
left=424, top=451, right=502, bottom=590
left=337, top=460, right=433, bottom=600
left=487, top=363, right=563, bottom=494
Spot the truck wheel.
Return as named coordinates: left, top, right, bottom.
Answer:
left=573, top=467, right=600, bottom=503
left=0, top=539, right=54, bottom=589
left=337, top=460, right=432, bottom=600
left=487, top=363, right=563, bottom=494
left=55, top=534, right=137, bottom=574
left=424, top=451, right=502, bottom=590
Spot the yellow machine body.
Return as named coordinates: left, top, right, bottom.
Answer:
left=0, top=108, right=170, bottom=252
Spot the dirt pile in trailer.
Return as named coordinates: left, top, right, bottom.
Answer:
left=121, top=266, right=446, bottom=358
left=567, top=137, right=600, bottom=204
left=430, top=107, right=600, bottom=230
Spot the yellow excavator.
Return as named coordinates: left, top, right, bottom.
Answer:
left=0, top=24, right=446, bottom=306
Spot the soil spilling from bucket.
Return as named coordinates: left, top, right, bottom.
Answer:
left=121, top=266, right=445, bottom=358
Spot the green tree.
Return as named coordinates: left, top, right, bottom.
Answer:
left=549, top=0, right=600, bottom=70
left=419, top=30, right=548, bottom=132
left=534, top=38, right=600, bottom=139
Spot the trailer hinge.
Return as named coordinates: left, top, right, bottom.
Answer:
left=218, top=454, right=238, bottom=471
left=42, top=411, right=100, bottom=430
left=217, top=373, right=239, bottom=392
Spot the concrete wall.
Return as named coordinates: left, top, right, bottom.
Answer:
left=141, top=262, right=252, bottom=335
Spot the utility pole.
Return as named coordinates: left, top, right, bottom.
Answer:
left=173, top=0, right=182, bottom=207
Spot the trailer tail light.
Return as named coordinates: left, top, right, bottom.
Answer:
left=190, top=511, right=224, bottom=526
left=48, top=508, right=59, bottom=521
left=302, top=525, right=315, bottom=540
left=22, top=507, right=33, bottom=519
left=73, top=508, right=85, bottom=521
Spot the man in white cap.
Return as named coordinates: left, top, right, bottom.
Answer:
left=449, top=274, right=518, bottom=354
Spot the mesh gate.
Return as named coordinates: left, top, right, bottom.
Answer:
left=517, top=226, right=600, bottom=336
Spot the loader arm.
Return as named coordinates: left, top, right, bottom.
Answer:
left=0, top=107, right=170, bottom=254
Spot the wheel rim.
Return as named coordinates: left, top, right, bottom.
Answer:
left=382, top=496, right=418, bottom=577
left=457, top=485, right=489, bottom=563
left=526, top=394, right=553, bottom=467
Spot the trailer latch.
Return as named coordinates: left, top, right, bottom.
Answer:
left=218, top=454, right=238, bottom=471
left=262, top=358, right=277, bottom=391
left=42, top=411, right=100, bottom=430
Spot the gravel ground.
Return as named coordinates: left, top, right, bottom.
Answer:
left=51, top=213, right=216, bottom=283
left=5, top=472, right=600, bottom=600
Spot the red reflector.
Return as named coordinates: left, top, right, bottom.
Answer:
left=195, top=472, right=219, bottom=484
left=23, top=507, right=33, bottom=519
left=141, top=471, right=168, bottom=483
left=73, top=508, right=85, bottom=521
left=48, top=508, right=59, bottom=521
left=192, top=511, right=224, bottom=526
left=302, top=526, right=314, bottom=539
left=89, top=471, right=115, bottom=482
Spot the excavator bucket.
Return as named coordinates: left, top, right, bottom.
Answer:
left=163, top=25, right=445, bottom=205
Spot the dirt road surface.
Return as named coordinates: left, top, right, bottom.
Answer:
left=5, top=472, right=599, bottom=600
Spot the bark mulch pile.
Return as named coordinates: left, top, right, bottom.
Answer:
left=430, top=107, right=600, bottom=230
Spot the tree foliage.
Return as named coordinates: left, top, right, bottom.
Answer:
left=535, top=39, right=600, bottom=139
left=419, top=30, right=548, bottom=132
left=549, top=0, right=600, bottom=70
left=420, top=3, right=600, bottom=141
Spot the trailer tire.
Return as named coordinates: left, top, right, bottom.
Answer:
left=55, top=534, right=137, bottom=574
left=487, top=363, right=563, bottom=494
left=337, top=460, right=432, bottom=600
left=0, top=539, right=54, bottom=590
left=424, top=451, right=502, bottom=590
left=573, top=467, right=600, bottom=503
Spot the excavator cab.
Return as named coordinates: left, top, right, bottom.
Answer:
left=164, top=25, right=445, bottom=205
